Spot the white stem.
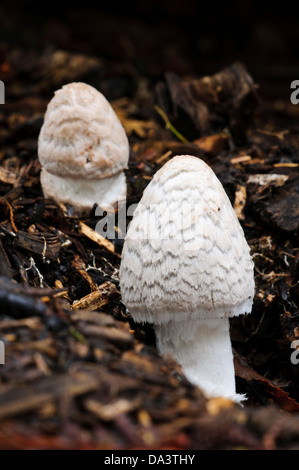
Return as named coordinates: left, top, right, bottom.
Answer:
left=41, top=169, right=126, bottom=214
left=155, top=317, right=245, bottom=403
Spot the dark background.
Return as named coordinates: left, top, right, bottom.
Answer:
left=1, top=0, right=299, bottom=102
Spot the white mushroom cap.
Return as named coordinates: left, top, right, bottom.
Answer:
left=120, top=155, right=254, bottom=324
left=38, top=82, right=129, bottom=213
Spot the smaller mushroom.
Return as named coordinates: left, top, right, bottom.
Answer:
left=38, top=82, right=129, bottom=215
left=119, top=155, right=255, bottom=403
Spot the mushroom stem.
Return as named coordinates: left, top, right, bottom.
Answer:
left=155, top=317, right=245, bottom=403
left=41, top=169, right=126, bottom=213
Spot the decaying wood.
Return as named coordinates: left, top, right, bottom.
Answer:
left=78, top=221, right=115, bottom=254
left=0, top=372, right=101, bottom=421
left=14, top=230, right=61, bottom=261
left=155, top=62, right=259, bottom=141
left=71, top=281, right=119, bottom=310
left=248, top=172, right=299, bottom=232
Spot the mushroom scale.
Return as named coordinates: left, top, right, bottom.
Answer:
left=119, top=155, right=255, bottom=402
left=38, top=82, right=129, bottom=214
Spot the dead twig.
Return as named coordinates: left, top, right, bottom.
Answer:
left=78, top=221, right=115, bottom=254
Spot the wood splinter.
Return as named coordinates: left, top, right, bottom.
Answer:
left=78, top=221, right=115, bottom=254
left=71, top=281, right=119, bottom=310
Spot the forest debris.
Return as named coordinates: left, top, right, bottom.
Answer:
left=112, top=97, right=155, bottom=138
left=136, top=146, right=159, bottom=162
left=69, top=326, right=87, bottom=343
left=230, top=155, right=252, bottom=164
left=0, top=317, right=42, bottom=331
left=121, top=350, right=155, bottom=375
left=0, top=167, right=20, bottom=186
left=37, top=50, right=103, bottom=91
left=0, top=276, right=54, bottom=318
left=155, top=63, right=258, bottom=140
left=70, top=310, right=116, bottom=326
left=274, top=163, right=299, bottom=168
left=0, top=372, right=101, bottom=421
left=194, top=133, right=228, bottom=155
left=0, top=422, right=100, bottom=450
left=25, top=257, right=45, bottom=288
left=6, top=338, right=57, bottom=358
left=0, top=239, right=13, bottom=278
left=34, top=352, right=52, bottom=376
left=0, top=276, right=65, bottom=298
left=115, top=111, right=153, bottom=138
left=78, top=221, right=115, bottom=254
left=234, top=355, right=299, bottom=412
left=14, top=230, right=61, bottom=261
left=206, top=397, right=235, bottom=416
left=84, top=397, right=139, bottom=421
left=77, top=324, right=133, bottom=346
left=184, top=62, right=259, bottom=137
left=154, top=105, right=189, bottom=143
left=155, top=71, right=209, bottom=140
left=247, top=172, right=299, bottom=232
left=71, top=281, right=119, bottom=310
left=133, top=140, right=203, bottom=162
left=247, top=174, right=288, bottom=186
left=71, top=255, right=98, bottom=291
left=155, top=150, right=173, bottom=165
left=0, top=198, right=18, bottom=232
left=233, top=184, right=247, bottom=220
left=0, top=389, right=55, bottom=422
left=256, top=128, right=290, bottom=141
left=157, top=416, right=195, bottom=439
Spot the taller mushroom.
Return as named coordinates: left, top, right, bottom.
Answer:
left=119, top=155, right=254, bottom=402
left=38, top=82, right=129, bottom=215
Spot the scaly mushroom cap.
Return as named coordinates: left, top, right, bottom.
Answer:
left=119, top=155, right=254, bottom=323
left=38, top=82, right=129, bottom=180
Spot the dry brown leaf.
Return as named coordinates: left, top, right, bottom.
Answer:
left=194, top=134, right=228, bottom=155
left=234, top=355, right=299, bottom=412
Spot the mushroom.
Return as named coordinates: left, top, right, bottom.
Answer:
left=38, top=82, right=129, bottom=215
left=119, top=155, right=254, bottom=403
